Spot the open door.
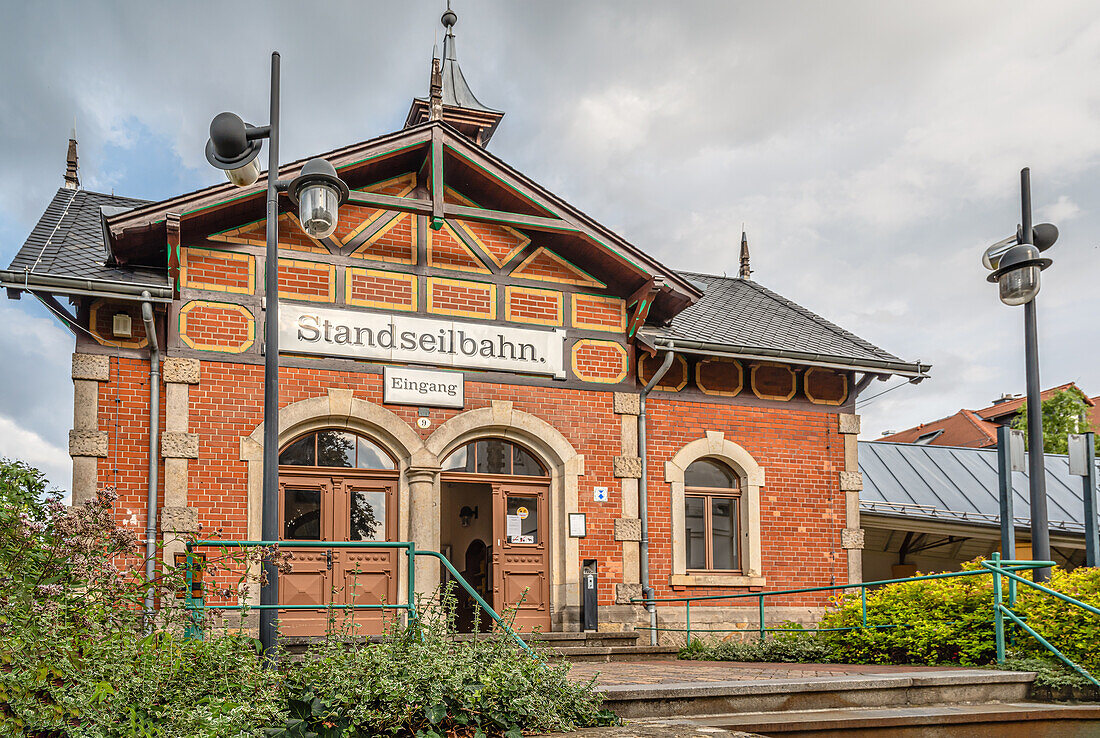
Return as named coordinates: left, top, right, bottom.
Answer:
left=492, top=482, right=551, bottom=633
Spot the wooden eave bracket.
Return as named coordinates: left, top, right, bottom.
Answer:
left=166, top=212, right=181, bottom=300
left=626, top=278, right=660, bottom=340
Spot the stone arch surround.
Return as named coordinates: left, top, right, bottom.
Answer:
left=664, top=430, right=766, bottom=587
left=426, top=400, right=585, bottom=630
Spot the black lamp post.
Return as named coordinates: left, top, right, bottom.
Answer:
left=983, top=167, right=1058, bottom=582
left=205, top=52, right=349, bottom=657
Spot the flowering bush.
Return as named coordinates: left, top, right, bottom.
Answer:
left=0, top=460, right=615, bottom=736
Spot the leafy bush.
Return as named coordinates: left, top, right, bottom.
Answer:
left=0, top=459, right=615, bottom=737
left=679, top=626, right=834, bottom=664
left=1014, top=566, right=1100, bottom=675
left=265, top=592, right=617, bottom=737
left=817, top=564, right=996, bottom=666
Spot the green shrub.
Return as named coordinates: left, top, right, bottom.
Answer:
left=1014, top=566, right=1100, bottom=675
left=679, top=626, right=834, bottom=664
left=817, top=565, right=996, bottom=666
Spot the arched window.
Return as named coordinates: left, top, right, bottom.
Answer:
left=442, top=438, right=547, bottom=476
left=278, top=430, right=395, bottom=470
left=684, top=458, right=741, bottom=572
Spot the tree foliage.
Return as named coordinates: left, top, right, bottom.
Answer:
left=1012, top=387, right=1098, bottom=454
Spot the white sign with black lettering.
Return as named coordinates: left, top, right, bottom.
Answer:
left=279, top=304, right=567, bottom=378
left=383, top=366, right=464, bottom=409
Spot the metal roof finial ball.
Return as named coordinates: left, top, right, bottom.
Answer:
left=442, top=7, right=457, bottom=29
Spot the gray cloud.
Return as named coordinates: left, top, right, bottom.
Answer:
left=1, top=0, right=1099, bottom=482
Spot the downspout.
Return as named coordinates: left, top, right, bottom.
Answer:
left=638, top=345, right=675, bottom=646
left=141, top=292, right=160, bottom=625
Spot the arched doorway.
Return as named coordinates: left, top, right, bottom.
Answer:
left=440, top=438, right=551, bottom=632
left=277, top=428, right=398, bottom=636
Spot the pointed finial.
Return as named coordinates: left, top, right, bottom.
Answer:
left=738, top=227, right=751, bottom=279
left=429, top=57, right=444, bottom=120
left=64, top=129, right=80, bottom=190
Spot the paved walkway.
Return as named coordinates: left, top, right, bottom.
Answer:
left=566, top=659, right=967, bottom=686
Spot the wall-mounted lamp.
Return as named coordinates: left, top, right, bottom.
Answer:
left=459, top=505, right=478, bottom=528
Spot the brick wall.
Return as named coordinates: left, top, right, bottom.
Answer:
left=95, top=356, right=846, bottom=609
left=277, top=259, right=336, bottom=303
left=427, top=277, right=496, bottom=319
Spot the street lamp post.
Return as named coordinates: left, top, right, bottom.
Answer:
left=205, top=52, right=348, bottom=656
left=983, top=167, right=1057, bottom=582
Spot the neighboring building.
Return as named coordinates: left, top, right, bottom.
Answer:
left=859, top=440, right=1097, bottom=580
left=1, top=12, right=926, bottom=636
left=881, top=382, right=1097, bottom=448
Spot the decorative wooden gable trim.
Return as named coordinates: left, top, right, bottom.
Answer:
left=208, top=213, right=328, bottom=254
left=337, top=173, right=417, bottom=246
left=510, top=247, right=605, bottom=288
left=427, top=220, right=490, bottom=274
left=444, top=186, right=530, bottom=268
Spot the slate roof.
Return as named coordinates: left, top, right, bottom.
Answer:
left=643, top=273, right=924, bottom=375
left=859, top=440, right=1095, bottom=534
left=4, top=188, right=167, bottom=287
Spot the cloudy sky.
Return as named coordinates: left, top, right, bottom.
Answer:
left=2, top=1, right=1098, bottom=492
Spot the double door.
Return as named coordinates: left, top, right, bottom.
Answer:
left=278, top=472, right=396, bottom=637
left=490, top=481, right=551, bottom=633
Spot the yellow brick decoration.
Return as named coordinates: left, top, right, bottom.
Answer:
left=504, top=286, right=564, bottom=327
left=428, top=221, right=491, bottom=274
left=511, top=247, right=605, bottom=288
left=345, top=268, right=418, bottom=312
left=277, top=258, right=336, bottom=303
left=427, top=276, right=497, bottom=320
left=179, top=301, right=255, bottom=353
left=350, top=212, right=417, bottom=265
left=696, top=358, right=744, bottom=397
left=180, top=247, right=255, bottom=295
left=571, top=293, right=626, bottom=332
left=804, top=367, right=849, bottom=406
left=751, top=362, right=798, bottom=401
left=571, top=339, right=629, bottom=384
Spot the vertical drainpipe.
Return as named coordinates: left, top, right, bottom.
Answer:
left=141, top=292, right=160, bottom=625
left=638, top=344, right=675, bottom=646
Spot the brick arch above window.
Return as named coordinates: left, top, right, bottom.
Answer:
left=663, top=431, right=766, bottom=587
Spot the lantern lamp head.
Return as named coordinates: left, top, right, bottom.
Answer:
left=205, top=112, right=264, bottom=187
left=987, top=242, right=1052, bottom=306
left=287, top=158, right=350, bottom=240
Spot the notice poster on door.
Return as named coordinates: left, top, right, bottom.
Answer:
left=506, top=514, right=522, bottom=539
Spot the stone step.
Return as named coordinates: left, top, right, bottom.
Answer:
left=686, top=701, right=1100, bottom=737
left=280, top=629, right=640, bottom=653
left=597, top=669, right=1036, bottom=719
left=548, top=645, right=682, bottom=662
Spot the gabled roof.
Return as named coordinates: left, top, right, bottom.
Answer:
left=879, top=409, right=1000, bottom=448
left=2, top=187, right=169, bottom=296
left=641, top=273, right=928, bottom=377
left=859, top=440, right=1095, bottom=534
left=975, top=383, right=1093, bottom=423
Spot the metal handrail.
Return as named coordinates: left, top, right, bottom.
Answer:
left=632, top=556, right=1098, bottom=686
left=183, top=540, right=534, bottom=658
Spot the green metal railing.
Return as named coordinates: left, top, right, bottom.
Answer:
left=183, top=540, right=534, bottom=657
left=633, top=555, right=1099, bottom=686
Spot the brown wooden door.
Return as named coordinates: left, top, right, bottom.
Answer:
left=492, top=482, right=551, bottom=633
left=278, top=475, right=333, bottom=637
left=335, top=477, right=398, bottom=635
left=279, top=472, right=397, bottom=637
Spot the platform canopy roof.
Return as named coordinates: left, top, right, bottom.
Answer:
left=859, top=440, right=1096, bottom=535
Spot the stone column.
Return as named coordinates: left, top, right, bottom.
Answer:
left=160, top=358, right=200, bottom=583
left=612, top=392, right=643, bottom=605
left=838, top=413, right=864, bottom=583
left=406, top=465, right=441, bottom=604
left=70, top=353, right=110, bottom=504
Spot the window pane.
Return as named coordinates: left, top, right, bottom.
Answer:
left=350, top=489, right=386, bottom=541
left=316, top=430, right=355, bottom=467
left=506, top=495, right=538, bottom=544
left=284, top=488, right=321, bottom=540
left=356, top=437, right=395, bottom=470
left=711, top=497, right=739, bottom=570
left=442, top=445, right=472, bottom=472
left=512, top=444, right=546, bottom=476
left=685, top=459, right=736, bottom=489
left=685, top=496, right=706, bottom=569
left=279, top=434, right=315, bottom=466
left=476, top=439, right=511, bottom=475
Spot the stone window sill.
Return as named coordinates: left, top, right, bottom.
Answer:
left=670, top=574, right=767, bottom=588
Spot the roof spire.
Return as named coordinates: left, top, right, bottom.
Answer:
left=738, top=226, right=751, bottom=279
left=63, top=128, right=80, bottom=190
left=404, top=2, right=504, bottom=146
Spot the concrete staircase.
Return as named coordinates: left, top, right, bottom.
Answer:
left=595, top=669, right=1100, bottom=737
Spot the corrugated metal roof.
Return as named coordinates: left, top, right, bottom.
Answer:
left=859, top=440, right=1097, bottom=534
left=5, top=187, right=167, bottom=287
left=642, top=273, right=923, bottom=375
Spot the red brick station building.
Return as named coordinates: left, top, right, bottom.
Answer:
left=3, top=14, right=927, bottom=638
